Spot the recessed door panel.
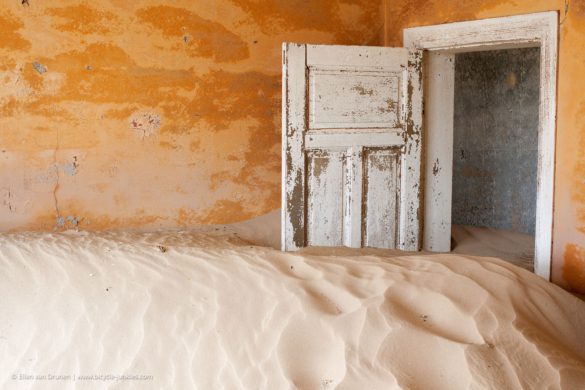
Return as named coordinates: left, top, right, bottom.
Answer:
left=306, top=149, right=345, bottom=246
left=309, top=69, right=401, bottom=129
left=363, top=148, right=400, bottom=248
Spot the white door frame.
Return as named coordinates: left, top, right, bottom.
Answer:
left=403, top=11, right=558, bottom=280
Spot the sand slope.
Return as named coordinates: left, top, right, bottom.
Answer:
left=0, top=230, right=584, bottom=389
left=451, top=224, right=535, bottom=271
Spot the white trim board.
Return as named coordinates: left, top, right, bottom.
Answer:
left=403, top=11, right=558, bottom=280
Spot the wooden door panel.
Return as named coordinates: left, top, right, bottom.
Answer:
left=308, top=69, right=401, bottom=129
left=282, top=43, right=422, bottom=251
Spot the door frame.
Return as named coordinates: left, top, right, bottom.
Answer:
left=403, top=11, right=558, bottom=280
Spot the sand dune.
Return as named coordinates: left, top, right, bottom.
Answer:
left=0, top=227, right=584, bottom=389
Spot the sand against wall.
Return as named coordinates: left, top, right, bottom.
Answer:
left=0, top=229, right=584, bottom=389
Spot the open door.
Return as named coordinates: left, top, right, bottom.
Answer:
left=282, top=43, right=423, bottom=251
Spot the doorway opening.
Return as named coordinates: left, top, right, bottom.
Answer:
left=403, top=12, right=558, bottom=279
left=450, top=48, right=540, bottom=271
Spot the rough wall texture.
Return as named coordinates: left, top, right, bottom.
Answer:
left=452, top=48, right=539, bottom=236
left=385, top=0, right=585, bottom=293
left=0, top=0, right=383, bottom=231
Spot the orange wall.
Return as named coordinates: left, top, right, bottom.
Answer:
left=384, top=0, right=585, bottom=293
left=0, top=1, right=382, bottom=229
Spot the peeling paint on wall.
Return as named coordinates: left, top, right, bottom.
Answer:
left=0, top=0, right=383, bottom=233
left=129, top=112, right=161, bottom=139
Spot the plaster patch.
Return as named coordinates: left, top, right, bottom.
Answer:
left=55, top=216, right=65, bottom=228
left=136, top=6, right=249, bottom=62
left=32, top=166, right=59, bottom=186
left=66, top=215, right=79, bottom=227
left=62, top=160, right=78, bottom=176
left=32, top=61, right=47, bottom=74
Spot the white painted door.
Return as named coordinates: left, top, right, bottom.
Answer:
left=282, top=44, right=423, bottom=251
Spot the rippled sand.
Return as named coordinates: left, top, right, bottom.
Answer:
left=0, top=227, right=584, bottom=389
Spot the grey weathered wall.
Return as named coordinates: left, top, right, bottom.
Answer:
left=452, top=48, right=540, bottom=235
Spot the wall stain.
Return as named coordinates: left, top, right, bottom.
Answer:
left=231, top=0, right=382, bottom=44
left=200, top=199, right=254, bottom=224
left=136, top=5, right=249, bottom=62
left=0, top=12, right=31, bottom=51
left=571, top=0, right=585, bottom=23
left=186, top=70, right=281, bottom=208
left=47, top=4, right=118, bottom=34
left=563, top=243, right=585, bottom=294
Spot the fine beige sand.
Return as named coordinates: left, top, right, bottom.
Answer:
left=1, top=219, right=585, bottom=389
left=451, top=224, right=535, bottom=271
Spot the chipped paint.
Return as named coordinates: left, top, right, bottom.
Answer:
left=62, top=156, right=79, bottom=176
left=351, top=84, right=375, bottom=96
left=32, top=61, right=46, bottom=74
left=129, top=112, right=162, bottom=139
left=432, top=158, right=440, bottom=176
left=55, top=216, right=65, bottom=228
left=66, top=215, right=80, bottom=227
